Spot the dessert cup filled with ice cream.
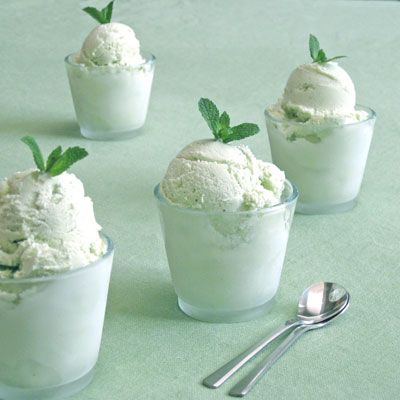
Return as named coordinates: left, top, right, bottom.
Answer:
left=155, top=99, right=298, bottom=323
left=0, top=137, right=114, bottom=400
left=266, top=35, right=376, bottom=214
left=65, top=1, right=155, bottom=141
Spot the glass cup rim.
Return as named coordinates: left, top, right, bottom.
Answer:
left=0, top=233, right=114, bottom=285
left=64, top=50, right=156, bottom=69
left=154, top=179, right=299, bottom=216
left=264, top=104, right=376, bottom=128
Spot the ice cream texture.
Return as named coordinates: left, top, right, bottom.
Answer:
left=0, top=169, right=106, bottom=279
left=161, top=139, right=285, bottom=212
left=77, top=22, right=144, bottom=67
left=268, top=61, right=367, bottom=126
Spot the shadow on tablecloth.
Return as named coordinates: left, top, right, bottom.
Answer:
left=0, top=113, right=81, bottom=139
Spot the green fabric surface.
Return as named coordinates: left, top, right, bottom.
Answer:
left=1, top=0, right=399, bottom=399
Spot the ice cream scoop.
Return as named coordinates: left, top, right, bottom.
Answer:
left=281, top=62, right=356, bottom=121
left=160, top=139, right=285, bottom=212
left=0, top=170, right=105, bottom=278
left=0, top=137, right=105, bottom=278
left=268, top=34, right=368, bottom=125
left=77, top=22, right=144, bottom=67
left=268, top=60, right=368, bottom=125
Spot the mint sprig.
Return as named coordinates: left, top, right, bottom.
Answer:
left=198, top=98, right=259, bottom=143
left=83, top=1, right=114, bottom=24
left=21, top=136, right=88, bottom=177
left=309, top=34, right=346, bottom=64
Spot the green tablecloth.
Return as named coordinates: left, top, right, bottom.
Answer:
left=1, top=0, right=399, bottom=398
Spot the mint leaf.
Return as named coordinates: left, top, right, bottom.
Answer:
left=48, top=147, right=88, bottom=177
left=83, top=0, right=114, bottom=24
left=223, top=123, right=260, bottom=143
left=82, top=7, right=105, bottom=23
left=309, top=34, right=320, bottom=61
left=309, top=33, right=346, bottom=64
left=316, top=49, right=327, bottom=63
left=198, top=98, right=219, bottom=139
left=21, top=136, right=45, bottom=171
left=105, top=0, right=114, bottom=22
left=219, top=111, right=230, bottom=128
left=45, top=146, right=62, bottom=172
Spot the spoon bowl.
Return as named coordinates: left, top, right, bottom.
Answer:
left=303, top=295, right=350, bottom=331
left=297, top=282, right=349, bottom=324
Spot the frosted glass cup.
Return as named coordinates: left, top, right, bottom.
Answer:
left=266, top=106, right=376, bottom=214
left=0, top=235, right=114, bottom=400
left=65, top=52, right=155, bottom=141
left=155, top=182, right=298, bottom=323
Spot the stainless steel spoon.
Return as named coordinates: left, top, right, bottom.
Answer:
left=229, top=298, right=350, bottom=397
left=203, top=282, right=349, bottom=389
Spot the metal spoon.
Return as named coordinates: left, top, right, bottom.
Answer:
left=203, top=282, right=349, bottom=389
left=229, top=298, right=350, bottom=397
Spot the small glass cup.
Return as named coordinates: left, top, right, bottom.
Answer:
left=154, top=181, right=298, bottom=323
left=0, top=234, right=114, bottom=400
left=65, top=52, right=155, bottom=141
left=265, top=105, right=376, bottom=214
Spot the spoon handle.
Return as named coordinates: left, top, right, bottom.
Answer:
left=228, top=325, right=308, bottom=397
left=202, top=319, right=301, bottom=389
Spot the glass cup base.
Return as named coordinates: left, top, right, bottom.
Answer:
left=80, top=126, right=144, bottom=141
left=0, top=366, right=94, bottom=400
left=296, top=198, right=357, bottom=215
left=178, top=296, right=276, bottom=323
